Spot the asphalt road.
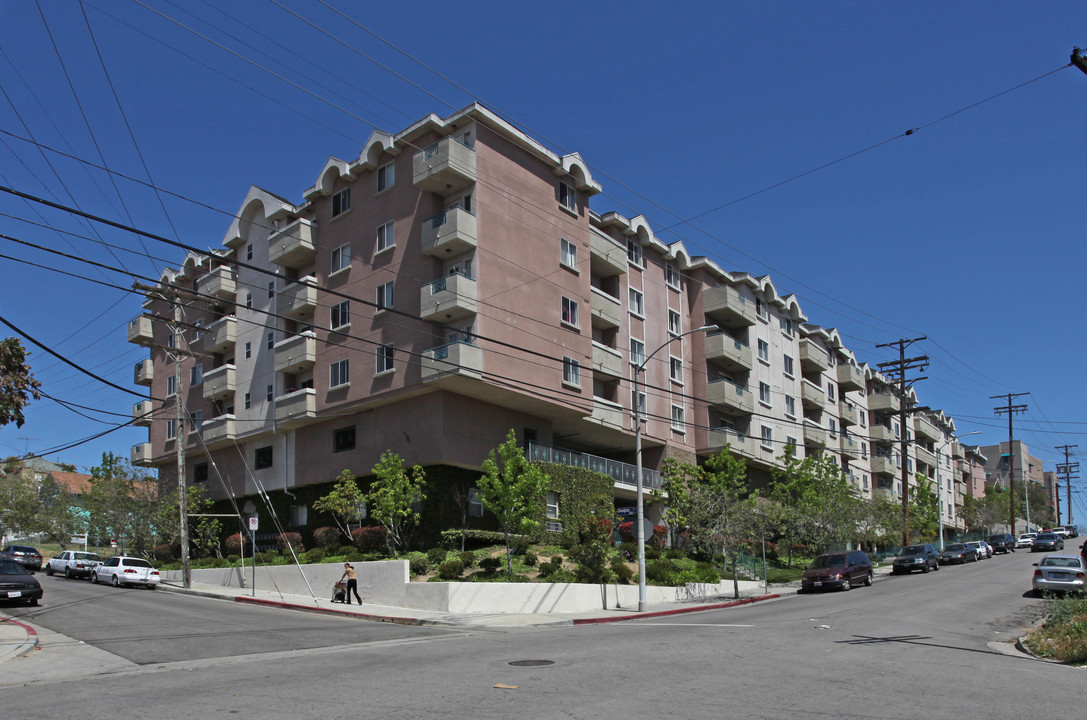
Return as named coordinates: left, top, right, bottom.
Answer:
left=2, top=549, right=1081, bottom=719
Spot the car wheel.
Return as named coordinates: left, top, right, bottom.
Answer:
left=934, top=561, right=940, bottom=571
left=148, top=584, right=156, bottom=590
left=27, top=598, right=38, bottom=606
left=64, top=567, right=71, bottom=579
left=111, top=574, right=120, bottom=588
left=45, top=565, right=54, bottom=577
left=921, top=563, right=931, bottom=573
left=864, top=572, right=874, bottom=587
left=90, top=571, right=98, bottom=584
left=841, top=576, right=851, bottom=591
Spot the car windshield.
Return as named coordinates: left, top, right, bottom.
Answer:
left=902, top=546, right=926, bottom=555
left=810, top=555, right=846, bottom=569
left=1040, top=557, right=1080, bottom=568
left=1036, top=534, right=1057, bottom=540
left=945, top=544, right=966, bottom=551
left=0, top=559, right=30, bottom=576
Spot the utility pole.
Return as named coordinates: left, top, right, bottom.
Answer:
left=1056, top=445, right=1079, bottom=526
left=992, top=393, right=1028, bottom=534
left=876, top=336, right=928, bottom=545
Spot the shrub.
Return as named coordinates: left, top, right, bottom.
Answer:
left=409, top=558, right=429, bottom=576
left=338, top=545, right=355, bottom=557
left=226, top=554, right=239, bottom=564
left=427, top=548, right=447, bottom=565
left=645, top=558, right=676, bottom=584
left=546, top=567, right=577, bottom=583
left=645, top=547, right=661, bottom=561
left=303, top=548, right=326, bottom=564
left=512, top=538, right=531, bottom=556
left=523, top=551, right=538, bottom=567
left=617, top=522, right=668, bottom=548
left=537, top=561, right=558, bottom=576
left=479, top=557, right=502, bottom=573
left=276, top=532, right=304, bottom=553
left=459, top=551, right=477, bottom=568
left=151, top=543, right=176, bottom=563
left=351, top=526, right=389, bottom=552
left=345, top=550, right=365, bottom=562
left=551, top=556, right=564, bottom=567
left=437, top=559, right=465, bottom=580
left=223, top=532, right=248, bottom=555
left=665, top=548, right=685, bottom=560
left=312, top=526, right=341, bottom=549
left=611, top=557, right=633, bottom=583
left=440, top=529, right=527, bottom=549
left=618, top=542, right=637, bottom=561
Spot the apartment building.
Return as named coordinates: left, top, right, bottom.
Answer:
left=979, top=440, right=1054, bottom=521
left=125, top=103, right=970, bottom=530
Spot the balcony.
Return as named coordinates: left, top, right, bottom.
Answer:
left=588, top=400, right=624, bottom=430
left=590, top=288, right=621, bottom=329
left=915, top=445, right=937, bottom=468
left=914, top=416, right=941, bottom=443
left=202, top=364, right=237, bottom=400
left=801, top=378, right=826, bottom=410
left=419, top=272, right=478, bottom=322
left=872, top=456, right=897, bottom=477
left=274, top=332, right=317, bottom=373
left=268, top=218, right=317, bottom=269
left=798, top=338, right=829, bottom=373
left=706, top=378, right=754, bottom=415
left=952, top=441, right=965, bottom=460
left=868, top=392, right=900, bottom=414
left=203, top=315, right=238, bottom=355
left=275, top=389, right=316, bottom=428
left=840, top=435, right=862, bottom=460
left=591, top=342, right=623, bottom=379
left=705, top=428, right=758, bottom=460
left=127, top=315, right=154, bottom=345
left=838, top=400, right=859, bottom=426
left=836, top=363, right=864, bottom=391
left=528, top=442, right=663, bottom=491
left=196, top=266, right=237, bottom=303
left=131, top=442, right=153, bottom=467
left=279, top=277, right=318, bottom=320
left=421, top=207, right=478, bottom=258
left=803, top=421, right=827, bottom=448
left=132, top=401, right=153, bottom=427
left=134, top=359, right=154, bottom=386
left=413, top=137, right=476, bottom=195
left=703, top=285, right=756, bottom=329
left=201, top=414, right=237, bottom=449
left=704, top=332, right=753, bottom=372
left=870, top=424, right=898, bottom=444
left=421, top=340, right=483, bottom=383
left=588, top=232, right=626, bottom=277
left=874, top=486, right=896, bottom=501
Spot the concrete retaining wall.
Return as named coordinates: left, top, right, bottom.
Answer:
left=163, top=561, right=764, bottom=614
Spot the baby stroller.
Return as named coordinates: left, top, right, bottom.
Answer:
left=331, top=581, right=347, bottom=604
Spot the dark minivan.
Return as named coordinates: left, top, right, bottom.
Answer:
left=987, top=533, right=1016, bottom=554
left=801, top=550, right=874, bottom=592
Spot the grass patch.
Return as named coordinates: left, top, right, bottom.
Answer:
left=1023, top=593, right=1087, bottom=664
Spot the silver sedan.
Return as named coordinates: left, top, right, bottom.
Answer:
left=1032, top=555, right=1087, bottom=595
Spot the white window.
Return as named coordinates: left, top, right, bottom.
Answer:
left=862, top=442, right=868, bottom=458
left=331, top=243, right=351, bottom=273
left=330, top=359, right=349, bottom=388
left=167, top=375, right=177, bottom=396
left=759, top=382, right=771, bottom=405
left=560, top=238, right=577, bottom=269
left=668, top=309, right=681, bottom=335
left=828, top=417, right=837, bottom=436
left=630, top=339, right=645, bottom=366
left=631, top=390, right=646, bottom=416
left=190, top=365, right=203, bottom=386
left=781, top=317, right=794, bottom=336
left=669, top=356, right=683, bottom=383
left=377, top=162, right=395, bottom=192
left=377, top=281, right=394, bottom=310
left=289, top=504, right=308, bottom=527
left=189, top=410, right=202, bottom=432
left=785, top=395, right=796, bottom=417
left=628, top=288, right=644, bottom=317
left=331, top=300, right=349, bottom=329
left=783, top=355, right=794, bottom=376
left=332, top=188, right=351, bottom=218
left=671, top=405, right=685, bottom=432
left=758, top=339, right=769, bottom=362
left=627, top=239, right=643, bottom=267
left=665, top=263, right=680, bottom=289
left=166, top=418, right=177, bottom=439
left=863, top=474, right=870, bottom=490
left=376, top=221, right=395, bottom=253
left=562, top=356, right=580, bottom=387
left=761, top=426, right=773, bottom=449
left=376, top=344, right=394, bottom=374
left=561, top=297, right=579, bottom=327
left=546, top=491, right=561, bottom=519
left=756, top=298, right=766, bottom=319
left=827, top=382, right=836, bottom=402
left=468, top=488, right=483, bottom=517
left=559, top=181, right=576, bottom=211
left=168, top=332, right=176, bottom=348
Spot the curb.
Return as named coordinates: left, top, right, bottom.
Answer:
left=232, top=595, right=431, bottom=626
left=0, top=616, right=39, bottom=663
left=571, top=593, right=781, bottom=625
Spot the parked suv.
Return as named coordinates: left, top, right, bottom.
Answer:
left=987, top=533, right=1016, bottom=554
left=801, top=550, right=874, bottom=592
left=892, top=544, right=940, bottom=574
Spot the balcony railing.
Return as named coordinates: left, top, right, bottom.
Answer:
left=705, top=332, right=753, bottom=372
left=704, top=428, right=758, bottom=459
left=279, top=277, right=318, bottom=320
left=134, top=359, right=154, bottom=386
left=836, top=363, right=864, bottom=391
left=132, top=401, right=153, bottom=426
left=421, top=207, right=477, bottom=257
left=127, top=315, right=154, bottom=345
left=706, top=378, right=754, bottom=415
left=590, top=288, right=621, bottom=328
left=275, top=388, right=317, bottom=427
left=131, top=442, right=153, bottom=466
left=274, top=331, right=317, bottom=373
left=588, top=232, right=626, bottom=277
left=201, top=414, right=237, bottom=448
left=703, top=285, right=756, bottom=328
left=413, top=137, right=477, bottom=195
left=196, top=266, right=237, bottom=303
left=421, top=339, right=483, bottom=382
left=801, top=378, right=826, bottom=409
left=203, top=315, right=238, bottom=355
left=419, top=271, right=478, bottom=322
left=591, top=342, right=623, bottom=379
left=269, top=219, right=317, bottom=268
left=798, top=338, right=830, bottom=373
left=527, top=441, right=662, bottom=491
left=202, top=364, right=237, bottom=399
left=868, top=392, right=900, bottom=414
left=838, top=400, right=859, bottom=426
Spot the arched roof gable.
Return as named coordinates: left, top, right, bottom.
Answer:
left=221, top=186, right=296, bottom=248
left=303, top=157, right=352, bottom=200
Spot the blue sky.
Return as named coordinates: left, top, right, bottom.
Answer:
left=1, top=2, right=1084, bottom=516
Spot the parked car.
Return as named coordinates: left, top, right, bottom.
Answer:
left=46, top=550, right=104, bottom=579
left=90, top=556, right=160, bottom=588
left=1050, top=527, right=1071, bottom=539
left=1063, top=525, right=1079, bottom=539
left=987, top=533, right=1016, bottom=554
left=1016, top=533, right=1037, bottom=549
left=0, top=545, right=42, bottom=572
left=1032, top=532, right=1065, bottom=552
left=938, top=543, right=975, bottom=565
left=801, top=550, right=874, bottom=592
left=0, top=557, right=43, bottom=605
left=892, top=544, right=940, bottom=574
left=1032, top=554, right=1087, bottom=595
left=964, top=541, right=987, bottom=561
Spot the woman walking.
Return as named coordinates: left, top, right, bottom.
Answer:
left=340, top=563, right=362, bottom=605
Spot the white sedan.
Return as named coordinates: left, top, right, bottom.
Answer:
left=1016, top=533, right=1037, bottom=549
left=90, top=556, right=160, bottom=589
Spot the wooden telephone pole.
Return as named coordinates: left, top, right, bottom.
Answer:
left=992, top=393, right=1028, bottom=534
left=876, top=336, right=928, bottom=545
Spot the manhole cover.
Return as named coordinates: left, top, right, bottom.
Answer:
left=508, top=659, right=555, bottom=667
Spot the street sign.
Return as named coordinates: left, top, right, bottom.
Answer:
left=70, top=535, right=86, bottom=544
left=248, top=516, right=258, bottom=532
left=616, top=507, right=636, bottom=517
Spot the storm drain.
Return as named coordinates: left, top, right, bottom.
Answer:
left=508, top=659, right=555, bottom=667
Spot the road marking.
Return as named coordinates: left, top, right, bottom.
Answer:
left=625, top=623, right=754, bottom=628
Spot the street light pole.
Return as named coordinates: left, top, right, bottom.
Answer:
left=936, top=431, right=980, bottom=549
left=635, top=324, right=716, bottom=612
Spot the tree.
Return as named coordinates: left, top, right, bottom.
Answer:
left=0, top=338, right=41, bottom=428
left=478, top=430, right=548, bottom=575
left=366, top=451, right=427, bottom=557
left=1020, top=482, right=1054, bottom=529
left=769, top=445, right=860, bottom=561
left=82, top=452, right=159, bottom=556
left=962, top=485, right=1008, bottom=534
left=0, top=471, right=38, bottom=542
left=313, top=469, right=366, bottom=541
left=155, top=484, right=220, bottom=557
left=908, top=474, right=940, bottom=542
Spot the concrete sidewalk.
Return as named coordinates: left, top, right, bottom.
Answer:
left=0, top=615, right=38, bottom=665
